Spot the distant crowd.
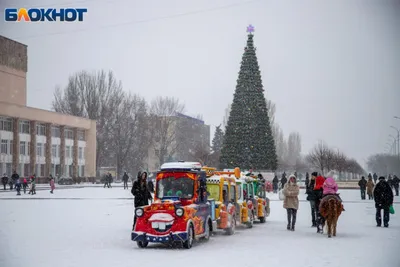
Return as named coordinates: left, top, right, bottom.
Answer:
left=2, top=171, right=56, bottom=195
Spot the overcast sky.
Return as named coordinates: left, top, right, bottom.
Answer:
left=1, top=0, right=399, bottom=167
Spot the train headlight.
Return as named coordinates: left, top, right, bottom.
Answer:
left=135, top=208, right=144, bottom=217
left=175, top=208, right=184, bottom=217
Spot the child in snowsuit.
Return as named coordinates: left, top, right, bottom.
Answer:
left=15, top=178, right=21, bottom=195
left=50, top=177, right=55, bottom=194
left=322, top=175, right=344, bottom=210
left=29, top=176, right=36, bottom=195
left=22, top=178, right=28, bottom=194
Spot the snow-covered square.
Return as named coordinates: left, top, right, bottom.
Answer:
left=0, top=187, right=399, bottom=267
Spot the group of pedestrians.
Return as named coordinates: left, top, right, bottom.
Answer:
left=357, top=173, right=396, bottom=228
left=1, top=171, right=57, bottom=195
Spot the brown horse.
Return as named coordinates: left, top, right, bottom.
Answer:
left=319, top=195, right=343, bottom=238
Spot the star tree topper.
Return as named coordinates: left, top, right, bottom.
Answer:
left=247, top=24, right=255, bottom=33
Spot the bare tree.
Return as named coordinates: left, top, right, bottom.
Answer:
left=332, top=149, right=348, bottom=180
left=150, top=96, right=185, bottom=167
left=286, top=132, right=302, bottom=168
left=366, top=153, right=400, bottom=175
left=266, top=99, right=276, bottom=127
left=222, top=104, right=231, bottom=131
left=52, top=70, right=124, bottom=175
left=306, top=141, right=330, bottom=174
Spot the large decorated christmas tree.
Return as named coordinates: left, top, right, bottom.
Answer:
left=220, top=25, right=278, bottom=171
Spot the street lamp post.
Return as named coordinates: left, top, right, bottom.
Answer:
left=390, top=126, right=400, bottom=161
left=389, top=135, right=397, bottom=155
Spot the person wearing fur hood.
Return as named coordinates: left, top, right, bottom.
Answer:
left=282, top=174, right=300, bottom=231
left=322, top=171, right=345, bottom=211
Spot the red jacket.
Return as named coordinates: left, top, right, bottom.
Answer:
left=314, top=176, right=325, bottom=190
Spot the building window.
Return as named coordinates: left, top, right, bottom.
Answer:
left=24, top=164, right=30, bottom=177
left=51, top=126, right=60, bottom=138
left=51, top=144, right=57, bottom=157
left=36, top=124, right=46, bottom=136
left=41, top=164, right=45, bottom=177
left=19, top=141, right=26, bottom=155
left=66, top=146, right=71, bottom=158
left=65, top=129, right=74, bottom=139
left=1, top=140, right=8, bottom=154
left=36, top=143, right=43, bottom=157
left=78, top=147, right=84, bottom=159
left=19, top=120, right=30, bottom=134
left=0, top=117, right=13, bottom=131
left=10, top=140, right=13, bottom=155
left=79, top=165, right=85, bottom=176
left=77, top=130, right=85, bottom=141
left=27, top=142, right=30, bottom=155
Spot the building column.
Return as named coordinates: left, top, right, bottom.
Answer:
left=73, top=128, right=78, bottom=178
left=45, top=123, right=52, bottom=177
left=60, top=125, right=65, bottom=176
left=30, top=121, right=37, bottom=175
left=12, top=118, right=20, bottom=173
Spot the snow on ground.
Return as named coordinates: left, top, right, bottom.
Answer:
left=0, top=188, right=399, bottom=267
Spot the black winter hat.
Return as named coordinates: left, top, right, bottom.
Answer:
left=379, top=176, right=385, bottom=180
left=311, top=172, right=318, bottom=177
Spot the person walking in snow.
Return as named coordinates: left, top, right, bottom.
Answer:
left=305, top=172, right=309, bottom=188
left=358, top=176, right=367, bottom=200
left=306, top=172, right=318, bottom=227
left=107, top=173, right=113, bottom=188
left=131, top=171, right=152, bottom=228
left=22, top=177, right=28, bottom=194
left=282, top=174, right=299, bottom=231
left=366, top=177, right=375, bottom=200
left=280, top=172, right=287, bottom=190
left=28, top=175, right=36, bottom=195
left=387, top=175, right=393, bottom=189
left=1, top=173, right=8, bottom=190
left=123, top=172, right=129, bottom=190
left=373, top=173, right=378, bottom=184
left=392, top=175, right=399, bottom=196
left=272, top=175, right=279, bottom=193
left=49, top=177, right=55, bottom=194
left=374, top=176, right=394, bottom=227
left=15, top=178, right=21, bottom=195
left=10, top=171, right=19, bottom=190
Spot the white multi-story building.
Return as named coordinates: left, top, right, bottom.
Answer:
left=0, top=35, right=96, bottom=179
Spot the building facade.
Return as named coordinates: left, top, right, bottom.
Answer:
left=146, top=113, right=210, bottom=172
left=0, top=35, right=96, bottom=179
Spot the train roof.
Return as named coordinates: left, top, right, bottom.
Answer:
left=160, top=161, right=202, bottom=171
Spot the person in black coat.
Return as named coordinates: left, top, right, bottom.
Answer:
left=392, top=175, right=399, bottom=196
left=306, top=172, right=318, bottom=227
left=272, top=175, right=279, bottom=193
left=373, top=173, right=378, bottom=184
left=1, top=174, right=8, bottom=190
left=122, top=172, right=129, bottom=190
left=131, top=172, right=152, bottom=227
left=280, top=172, right=287, bottom=189
left=305, top=172, right=309, bottom=187
left=358, top=176, right=367, bottom=200
left=374, top=176, right=394, bottom=227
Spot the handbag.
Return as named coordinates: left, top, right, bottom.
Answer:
left=389, top=205, right=395, bottom=214
left=279, top=189, right=286, bottom=200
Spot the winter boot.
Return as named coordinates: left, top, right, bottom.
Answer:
left=287, top=209, right=292, bottom=230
